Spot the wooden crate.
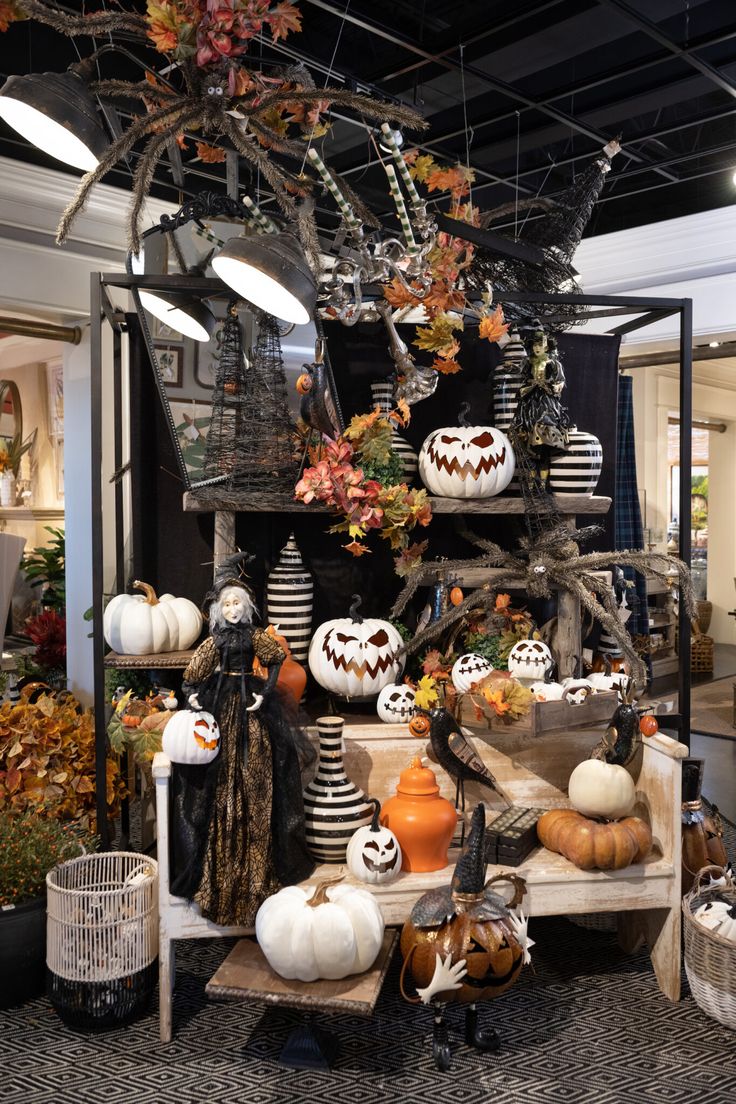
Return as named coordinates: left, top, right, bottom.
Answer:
left=458, top=689, right=619, bottom=737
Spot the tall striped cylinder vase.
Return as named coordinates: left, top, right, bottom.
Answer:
left=370, top=380, right=419, bottom=484
left=491, top=330, right=526, bottom=494
left=549, top=430, right=603, bottom=498
left=265, top=533, right=313, bottom=665
left=302, top=716, right=373, bottom=863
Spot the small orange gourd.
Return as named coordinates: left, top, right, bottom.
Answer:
left=639, top=714, right=659, bottom=737
left=450, top=586, right=464, bottom=607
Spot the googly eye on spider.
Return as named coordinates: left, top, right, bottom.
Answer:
left=533, top=565, right=547, bottom=575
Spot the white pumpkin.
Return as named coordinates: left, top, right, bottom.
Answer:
left=529, top=679, right=564, bottom=701
left=451, top=653, right=494, bottom=694
left=418, top=411, right=515, bottom=499
left=568, top=758, right=635, bottom=820
left=104, top=580, right=202, bottom=655
left=561, top=677, right=593, bottom=705
left=588, top=670, right=628, bottom=694
left=377, top=683, right=416, bottom=723
left=346, top=800, right=402, bottom=884
left=162, top=709, right=220, bottom=765
left=308, top=595, right=404, bottom=699
left=507, top=638, right=553, bottom=684
left=255, top=878, right=385, bottom=981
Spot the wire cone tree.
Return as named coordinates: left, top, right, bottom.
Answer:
left=204, top=302, right=249, bottom=479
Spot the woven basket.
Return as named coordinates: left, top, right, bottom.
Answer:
left=46, top=852, right=158, bottom=1029
left=567, top=912, right=617, bottom=933
left=683, top=865, right=736, bottom=1030
left=691, top=622, right=714, bottom=674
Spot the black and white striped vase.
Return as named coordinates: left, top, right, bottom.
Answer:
left=370, top=380, right=418, bottom=484
left=549, top=430, right=603, bottom=497
left=491, top=330, right=526, bottom=494
left=265, top=532, right=313, bottom=665
left=302, top=716, right=373, bottom=863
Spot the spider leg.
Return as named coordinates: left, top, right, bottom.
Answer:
left=22, top=0, right=147, bottom=38
left=220, top=114, right=297, bottom=221
left=550, top=572, right=647, bottom=685
left=56, top=99, right=198, bottom=245
left=127, top=115, right=202, bottom=254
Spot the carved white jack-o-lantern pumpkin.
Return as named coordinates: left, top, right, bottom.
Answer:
left=507, top=638, right=553, bottom=685
left=308, top=595, right=404, bottom=699
left=561, top=677, right=593, bottom=705
left=418, top=405, right=515, bottom=499
left=346, top=800, right=402, bottom=885
left=377, top=683, right=416, bottom=724
left=162, top=709, right=221, bottom=765
left=451, top=653, right=495, bottom=694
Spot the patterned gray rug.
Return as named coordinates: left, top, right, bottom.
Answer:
left=3, top=817, right=734, bottom=1104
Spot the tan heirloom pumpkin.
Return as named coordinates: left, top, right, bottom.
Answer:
left=537, top=808, right=651, bottom=871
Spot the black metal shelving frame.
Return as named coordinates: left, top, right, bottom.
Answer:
left=90, top=274, right=693, bottom=846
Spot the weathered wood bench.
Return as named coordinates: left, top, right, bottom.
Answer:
left=153, top=720, right=686, bottom=1042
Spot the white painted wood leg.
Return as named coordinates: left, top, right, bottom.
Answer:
left=159, top=935, right=174, bottom=1042
left=645, top=905, right=681, bottom=1001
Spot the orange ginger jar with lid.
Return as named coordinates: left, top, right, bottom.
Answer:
left=380, top=756, right=457, bottom=872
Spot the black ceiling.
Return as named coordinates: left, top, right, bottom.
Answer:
left=1, top=0, right=735, bottom=239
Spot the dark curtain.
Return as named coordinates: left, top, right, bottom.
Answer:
left=615, top=374, right=649, bottom=635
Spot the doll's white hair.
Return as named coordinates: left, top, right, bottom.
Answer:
left=209, top=585, right=258, bottom=634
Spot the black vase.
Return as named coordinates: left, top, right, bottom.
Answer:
left=0, top=896, right=46, bottom=1007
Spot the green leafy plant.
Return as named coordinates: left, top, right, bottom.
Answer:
left=22, top=527, right=66, bottom=613
left=0, top=810, right=97, bottom=906
left=464, top=630, right=507, bottom=671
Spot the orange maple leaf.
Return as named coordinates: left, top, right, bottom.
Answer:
left=267, top=1, right=302, bottom=42
left=478, top=306, right=509, bottom=344
left=195, top=141, right=226, bottom=163
left=481, top=687, right=511, bottom=715
left=431, top=356, right=462, bottom=375
left=383, top=277, right=421, bottom=310
left=389, top=398, right=411, bottom=428
left=344, top=540, right=371, bottom=556
left=495, top=593, right=512, bottom=610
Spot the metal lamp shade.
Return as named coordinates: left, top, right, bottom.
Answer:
left=212, top=232, right=317, bottom=325
left=138, top=289, right=218, bottom=343
left=0, top=70, right=108, bottom=172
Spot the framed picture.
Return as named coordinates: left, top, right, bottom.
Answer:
left=169, top=400, right=212, bottom=484
left=152, top=315, right=180, bottom=341
left=154, top=344, right=184, bottom=388
left=46, top=360, right=64, bottom=439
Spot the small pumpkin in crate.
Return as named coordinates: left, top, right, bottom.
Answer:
left=400, top=804, right=531, bottom=1069
left=537, top=808, right=651, bottom=871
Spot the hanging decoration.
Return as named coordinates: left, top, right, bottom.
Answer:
left=0, top=1, right=425, bottom=257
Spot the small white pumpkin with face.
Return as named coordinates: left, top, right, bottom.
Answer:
left=451, top=653, right=495, bottom=694
left=162, top=709, right=220, bottom=765
left=377, top=683, right=416, bottom=724
left=308, top=595, right=404, bottom=699
left=346, top=800, right=402, bottom=884
left=507, top=638, right=553, bottom=685
left=418, top=405, right=515, bottom=499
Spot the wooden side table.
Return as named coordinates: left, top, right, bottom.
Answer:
left=206, top=930, right=398, bottom=1069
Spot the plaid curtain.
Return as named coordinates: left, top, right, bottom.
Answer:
left=616, top=374, right=649, bottom=635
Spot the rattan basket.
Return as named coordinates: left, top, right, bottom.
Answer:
left=691, top=622, right=714, bottom=674
left=567, top=912, right=617, bottom=933
left=682, top=865, right=736, bottom=1030
left=46, top=852, right=158, bottom=1030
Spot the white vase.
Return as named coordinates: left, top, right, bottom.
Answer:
left=0, top=474, right=16, bottom=507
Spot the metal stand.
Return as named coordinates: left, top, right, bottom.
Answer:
left=278, top=1017, right=339, bottom=1070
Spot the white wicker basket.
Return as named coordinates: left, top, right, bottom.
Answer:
left=46, top=852, right=158, bottom=1028
left=683, top=865, right=736, bottom=1031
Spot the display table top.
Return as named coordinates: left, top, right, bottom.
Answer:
left=206, top=930, right=398, bottom=1017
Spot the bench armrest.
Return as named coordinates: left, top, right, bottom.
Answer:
left=153, top=751, right=172, bottom=778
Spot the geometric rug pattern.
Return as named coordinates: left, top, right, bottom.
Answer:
left=2, top=914, right=736, bottom=1104
left=2, top=819, right=734, bottom=1103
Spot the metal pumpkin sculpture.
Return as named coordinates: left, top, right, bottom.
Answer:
left=399, top=803, right=531, bottom=1070
left=308, top=594, right=404, bottom=699
left=418, top=405, right=515, bottom=499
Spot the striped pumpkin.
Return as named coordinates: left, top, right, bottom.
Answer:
left=302, top=716, right=373, bottom=863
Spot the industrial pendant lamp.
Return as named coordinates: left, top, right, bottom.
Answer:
left=212, top=232, right=317, bottom=326
left=138, top=288, right=217, bottom=343
left=0, top=67, right=109, bottom=172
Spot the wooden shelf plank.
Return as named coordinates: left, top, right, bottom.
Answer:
left=183, top=490, right=612, bottom=515
left=104, top=649, right=195, bottom=669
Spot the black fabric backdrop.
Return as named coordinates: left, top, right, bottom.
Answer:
left=129, top=316, right=620, bottom=644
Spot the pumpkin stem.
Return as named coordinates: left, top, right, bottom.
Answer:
left=306, top=873, right=345, bottom=908
left=458, top=402, right=471, bottom=428
left=133, top=580, right=159, bottom=606
left=349, top=594, right=364, bottom=623
left=369, top=797, right=382, bottom=832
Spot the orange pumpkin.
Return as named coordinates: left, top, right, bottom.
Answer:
left=537, top=808, right=651, bottom=871
left=639, top=714, right=659, bottom=737
left=253, top=624, right=307, bottom=704
left=409, top=712, right=431, bottom=738
left=296, top=372, right=313, bottom=395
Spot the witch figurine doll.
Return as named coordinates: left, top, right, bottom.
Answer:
left=170, top=553, right=315, bottom=926
left=510, top=328, right=574, bottom=486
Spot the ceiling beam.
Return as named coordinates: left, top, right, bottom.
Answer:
left=598, top=0, right=736, bottom=100
left=302, top=0, right=679, bottom=182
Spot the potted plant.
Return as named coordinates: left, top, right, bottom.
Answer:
left=0, top=427, right=36, bottom=507
left=0, top=811, right=95, bottom=1007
